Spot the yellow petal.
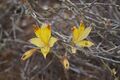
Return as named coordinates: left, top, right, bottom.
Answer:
left=33, top=24, right=41, bottom=38
left=21, top=48, right=37, bottom=61
left=71, top=46, right=77, bottom=53
left=62, top=57, right=69, bottom=70
left=76, top=40, right=94, bottom=47
left=49, top=37, right=57, bottom=47
left=40, top=23, right=51, bottom=44
left=33, top=23, right=51, bottom=45
left=72, top=26, right=79, bottom=43
left=78, top=21, right=85, bottom=39
left=40, top=47, right=50, bottom=58
left=78, top=27, right=92, bottom=41
left=29, top=38, right=45, bottom=48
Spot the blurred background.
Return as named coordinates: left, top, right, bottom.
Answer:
left=0, top=0, right=120, bottom=80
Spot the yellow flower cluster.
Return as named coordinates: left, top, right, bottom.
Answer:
left=21, top=22, right=94, bottom=69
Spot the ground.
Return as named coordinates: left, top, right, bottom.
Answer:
left=0, top=0, right=120, bottom=80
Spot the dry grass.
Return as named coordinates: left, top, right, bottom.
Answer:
left=0, top=0, right=120, bottom=80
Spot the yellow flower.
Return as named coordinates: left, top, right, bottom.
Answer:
left=61, top=57, right=69, bottom=70
left=71, top=21, right=94, bottom=53
left=21, top=23, right=57, bottom=60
